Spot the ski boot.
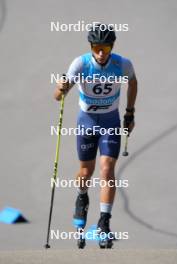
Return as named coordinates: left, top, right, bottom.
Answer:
left=73, top=193, right=89, bottom=249
left=97, top=212, right=113, bottom=249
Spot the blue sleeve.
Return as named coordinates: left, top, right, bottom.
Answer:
left=122, top=57, right=136, bottom=80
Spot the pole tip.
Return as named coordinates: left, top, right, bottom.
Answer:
left=44, top=244, right=51, bottom=249
left=122, top=151, right=129, bottom=156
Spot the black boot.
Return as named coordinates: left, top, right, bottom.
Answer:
left=97, top=212, right=113, bottom=248
left=73, top=193, right=89, bottom=229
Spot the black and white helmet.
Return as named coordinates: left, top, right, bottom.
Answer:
left=88, top=23, right=116, bottom=44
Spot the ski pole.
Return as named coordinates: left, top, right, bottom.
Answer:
left=122, top=135, right=129, bottom=156
left=44, top=75, right=66, bottom=249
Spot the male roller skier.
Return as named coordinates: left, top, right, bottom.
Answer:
left=54, top=23, right=137, bottom=248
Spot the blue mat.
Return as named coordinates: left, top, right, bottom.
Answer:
left=0, top=207, right=28, bottom=224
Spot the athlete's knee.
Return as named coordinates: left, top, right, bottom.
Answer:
left=79, top=167, right=95, bottom=179
left=100, top=165, right=115, bottom=181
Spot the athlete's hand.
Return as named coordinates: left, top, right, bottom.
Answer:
left=54, top=75, right=69, bottom=101
left=57, top=75, right=69, bottom=94
left=123, top=113, right=135, bottom=135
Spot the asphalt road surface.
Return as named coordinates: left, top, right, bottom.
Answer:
left=0, top=0, right=177, bottom=263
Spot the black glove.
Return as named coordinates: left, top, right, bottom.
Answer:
left=124, top=114, right=134, bottom=134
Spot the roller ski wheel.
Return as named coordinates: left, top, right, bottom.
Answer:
left=99, top=238, right=113, bottom=249
left=77, top=238, right=86, bottom=249
left=77, top=228, right=86, bottom=249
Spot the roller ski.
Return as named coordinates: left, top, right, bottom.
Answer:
left=73, top=193, right=89, bottom=249
left=97, top=212, right=113, bottom=249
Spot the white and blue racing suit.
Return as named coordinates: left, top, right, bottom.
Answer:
left=67, top=53, right=135, bottom=160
